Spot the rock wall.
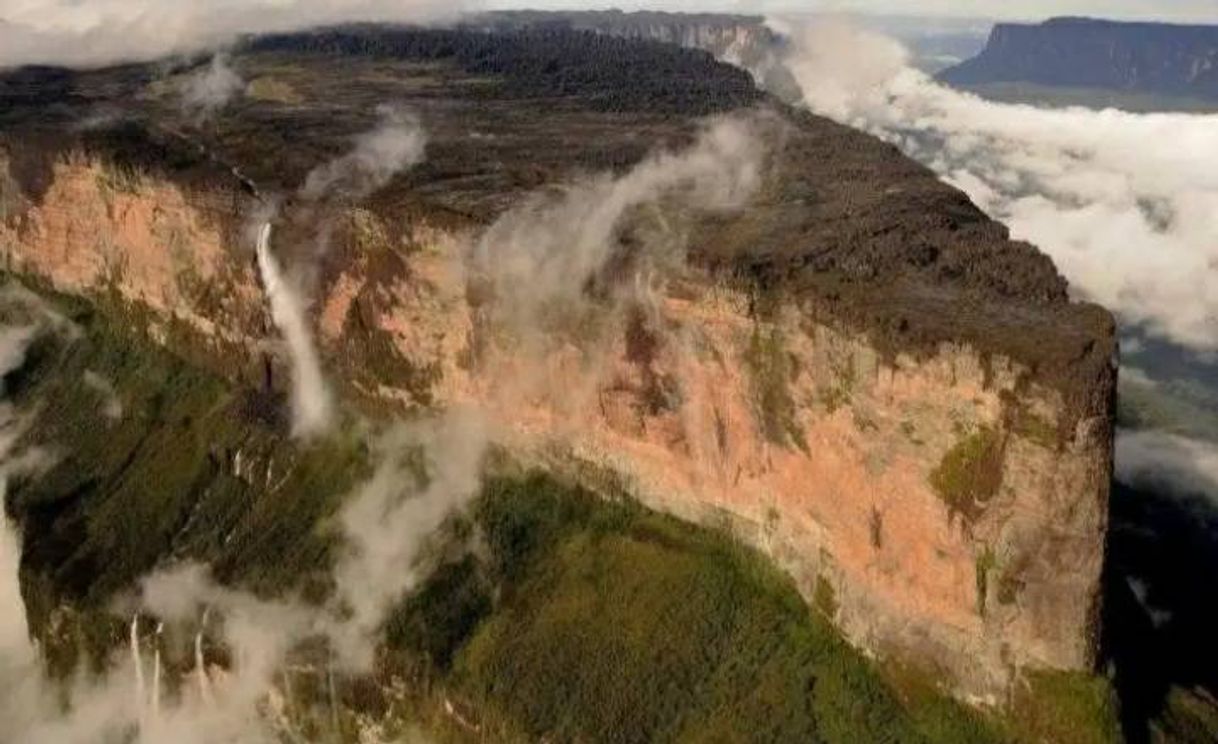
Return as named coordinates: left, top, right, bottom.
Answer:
left=0, top=150, right=1112, bottom=704
left=476, top=10, right=801, bottom=100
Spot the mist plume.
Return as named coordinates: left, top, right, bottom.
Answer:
left=180, top=53, right=244, bottom=120
left=301, top=106, right=428, bottom=201
left=470, top=114, right=766, bottom=334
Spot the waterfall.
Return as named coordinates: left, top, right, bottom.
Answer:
left=195, top=607, right=212, bottom=706
left=151, top=622, right=164, bottom=722
left=130, top=614, right=145, bottom=727
left=254, top=222, right=333, bottom=438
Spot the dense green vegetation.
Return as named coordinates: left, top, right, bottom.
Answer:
left=245, top=27, right=762, bottom=115
left=2, top=286, right=1124, bottom=743
left=929, top=426, right=1005, bottom=525
left=4, top=295, right=369, bottom=634
left=1010, top=670, right=1122, bottom=744
left=380, top=472, right=1118, bottom=744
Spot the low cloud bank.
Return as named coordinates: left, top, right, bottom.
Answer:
left=1116, top=429, right=1218, bottom=505
left=768, top=18, right=1218, bottom=354
left=0, top=0, right=474, bottom=70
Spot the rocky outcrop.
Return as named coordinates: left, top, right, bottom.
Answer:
left=473, top=10, right=800, bottom=100
left=0, top=29, right=1116, bottom=705
left=941, top=17, right=1218, bottom=101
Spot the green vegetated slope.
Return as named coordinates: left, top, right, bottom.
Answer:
left=391, top=473, right=1118, bottom=744
left=4, top=286, right=370, bottom=645
left=3, top=284, right=1120, bottom=742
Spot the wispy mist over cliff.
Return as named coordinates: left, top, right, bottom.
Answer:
left=471, top=114, right=764, bottom=332
left=180, top=53, right=245, bottom=120
left=0, top=0, right=475, bottom=69
left=0, top=407, right=484, bottom=742
left=301, top=106, right=428, bottom=202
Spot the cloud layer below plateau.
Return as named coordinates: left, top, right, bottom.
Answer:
left=772, top=18, right=1218, bottom=354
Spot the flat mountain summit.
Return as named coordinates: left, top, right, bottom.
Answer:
left=941, top=17, right=1218, bottom=104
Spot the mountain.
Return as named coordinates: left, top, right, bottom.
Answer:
left=469, top=10, right=801, bottom=99
left=0, top=24, right=1120, bottom=742
left=940, top=17, right=1218, bottom=104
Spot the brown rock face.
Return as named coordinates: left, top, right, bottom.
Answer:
left=0, top=141, right=1113, bottom=705
left=0, top=39, right=1114, bottom=704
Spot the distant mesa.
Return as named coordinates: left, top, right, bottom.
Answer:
left=940, top=17, right=1218, bottom=106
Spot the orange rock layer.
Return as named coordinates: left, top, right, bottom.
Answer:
left=0, top=155, right=1110, bottom=704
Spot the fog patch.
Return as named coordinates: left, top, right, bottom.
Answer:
left=301, top=106, right=428, bottom=201
left=1119, top=366, right=1159, bottom=390
left=331, top=408, right=488, bottom=667
left=1126, top=576, right=1172, bottom=629
left=463, top=113, right=768, bottom=416
left=0, top=283, right=80, bottom=341
left=470, top=113, right=766, bottom=334
left=1116, top=429, right=1218, bottom=505
left=0, top=405, right=487, bottom=742
left=0, top=325, right=39, bottom=388
left=0, top=0, right=476, bottom=70
left=180, top=53, right=244, bottom=121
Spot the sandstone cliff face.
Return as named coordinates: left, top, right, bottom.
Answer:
left=0, top=152, right=269, bottom=380
left=0, top=147, right=1113, bottom=704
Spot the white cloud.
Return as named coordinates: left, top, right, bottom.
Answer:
left=469, top=113, right=766, bottom=334
left=0, top=0, right=476, bottom=69
left=1116, top=429, right=1218, bottom=504
left=180, top=53, right=245, bottom=120
left=331, top=408, right=489, bottom=667
left=772, top=19, right=1218, bottom=352
left=83, top=370, right=124, bottom=421
left=301, top=106, right=428, bottom=201
left=479, top=1, right=1218, bottom=25
left=0, top=406, right=488, bottom=742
